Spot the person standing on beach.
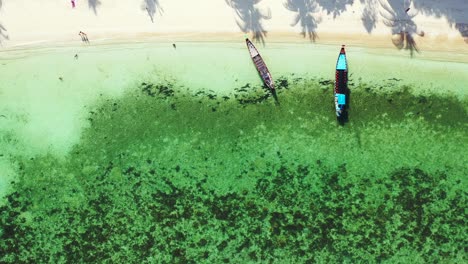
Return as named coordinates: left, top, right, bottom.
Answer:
left=71, top=0, right=76, bottom=8
left=79, top=31, right=89, bottom=44
left=83, top=32, right=89, bottom=43
left=79, top=31, right=85, bottom=42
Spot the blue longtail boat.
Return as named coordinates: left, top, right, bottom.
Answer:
left=334, top=45, right=348, bottom=118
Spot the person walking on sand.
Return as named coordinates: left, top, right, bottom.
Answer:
left=71, top=0, right=76, bottom=8
left=83, top=32, right=89, bottom=43
left=79, top=31, right=89, bottom=44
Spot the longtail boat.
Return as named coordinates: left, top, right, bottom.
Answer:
left=334, top=45, right=348, bottom=118
left=246, top=38, right=275, bottom=91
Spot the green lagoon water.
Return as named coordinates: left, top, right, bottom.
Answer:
left=0, top=42, right=467, bottom=262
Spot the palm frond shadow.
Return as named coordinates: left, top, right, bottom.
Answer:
left=360, top=0, right=378, bottom=33
left=88, top=0, right=101, bottom=15
left=455, top=23, right=468, bottom=44
left=412, top=0, right=467, bottom=44
left=226, top=0, right=271, bottom=46
left=380, top=0, right=423, bottom=57
left=284, top=0, right=321, bottom=42
left=0, top=23, right=8, bottom=46
left=316, top=0, right=353, bottom=19
left=142, top=0, right=164, bottom=23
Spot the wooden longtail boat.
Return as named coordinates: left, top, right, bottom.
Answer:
left=334, top=45, right=348, bottom=118
left=246, top=38, right=275, bottom=91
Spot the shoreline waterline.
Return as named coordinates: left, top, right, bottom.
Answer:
left=1, top=40, right=467, bottom=89
left=2, top=32, right=467, bottom=56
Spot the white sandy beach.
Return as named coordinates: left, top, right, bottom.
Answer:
left=0, top=0, right=467, bottom=52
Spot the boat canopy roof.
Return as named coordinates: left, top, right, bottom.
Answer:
left=336, top=93, right=346, bottom=104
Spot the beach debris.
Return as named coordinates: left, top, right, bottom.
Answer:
left=173, top=43, right=176, bottom=49
left=74, top=54, right=79, bottom=59
left=59, top=77, right=63, bottom=82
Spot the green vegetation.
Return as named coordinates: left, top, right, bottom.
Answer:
left=0, top=78, right=466, bottom=263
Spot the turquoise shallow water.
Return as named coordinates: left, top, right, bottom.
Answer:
left=0, top=42, right=467, bottom=262
left=0, top=42, right=466, bottom=156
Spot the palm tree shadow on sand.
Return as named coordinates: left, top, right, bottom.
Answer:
left=142, top=0, right=163, bottom=23
left=316, top=0, right=353, bottom=19
left=380, top=0, right=424, bottom=57
left=410, top=0, right=468, bottom=44
left=456, top=23, right=468, bottom=44
left=226, top=0, right=271, bottom=45
left=360, top=0, right=378, bottom=33
left=88, top=0, right=101, bottom=15
left=284, top=0, right=321, bottom=42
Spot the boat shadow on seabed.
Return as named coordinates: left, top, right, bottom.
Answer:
left=271, top=88, right=280, bottom=106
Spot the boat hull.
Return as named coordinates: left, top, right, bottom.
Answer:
left=334, top=46, right=348, bottom=119
left=246, top=38, right=275, bottom=91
